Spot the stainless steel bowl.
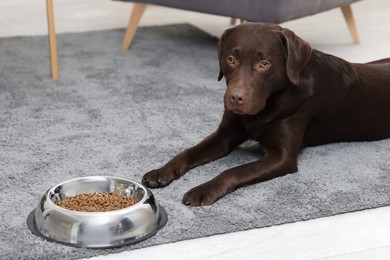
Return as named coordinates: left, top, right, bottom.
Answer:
left=27, top=176, right=167, bottom=248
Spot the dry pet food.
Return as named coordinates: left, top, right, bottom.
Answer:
left=55, top=192, right=140, bottom=212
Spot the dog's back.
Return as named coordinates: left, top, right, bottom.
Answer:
left=303, top=52, right=390, bottom=146
left=367, top=58, right=390, bottom=65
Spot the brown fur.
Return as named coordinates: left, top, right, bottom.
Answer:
left=142, top=23, right=390, bottom=206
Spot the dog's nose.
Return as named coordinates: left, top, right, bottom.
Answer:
left=230, top=89, right=246, bottom=104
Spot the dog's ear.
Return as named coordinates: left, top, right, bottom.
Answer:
left=218, top=70, right=224, bottom=81
left=217, top=32, right=226, bottom=81
left=280, top=28, right=312, bottom=86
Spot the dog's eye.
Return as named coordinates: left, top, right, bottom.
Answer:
left=259, top=60, right=271, bottom=69
left=226, top=56, right=236, bottom=65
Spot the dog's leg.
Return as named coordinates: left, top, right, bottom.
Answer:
left=182, top=149, right=298, bottom=206
left=182, top=119, right=304, bottom=206
left=143, top=112, right=246, bottom=188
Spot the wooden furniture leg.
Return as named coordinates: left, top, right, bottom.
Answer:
left=341, top=4, right=360, bottom=44
left=231, top=17, right=246, bottom=25
left=46, top=0, right=59, bottom=80
left=122, top=3, right=147, bottom=51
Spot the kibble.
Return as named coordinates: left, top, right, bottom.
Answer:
left=55, top=192, right=140, bottom=212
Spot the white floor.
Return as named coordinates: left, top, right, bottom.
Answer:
left=2, top=0, right=390, bottom=259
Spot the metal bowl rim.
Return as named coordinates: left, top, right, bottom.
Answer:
left=45, top=176, right=150, bottom=216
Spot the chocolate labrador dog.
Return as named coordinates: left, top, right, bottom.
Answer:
left=142, top=23, right=390, bottom=206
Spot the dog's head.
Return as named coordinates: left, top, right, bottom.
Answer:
left=218, top=23, right=312, bottom=115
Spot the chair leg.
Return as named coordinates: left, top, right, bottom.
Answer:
left=46, top=0, right=59, bottom=80
left=341, top=4, right=360, bottom=44
left=230, top=18, right=247, bottom=25
left=122, top=3, right=146, bottom=51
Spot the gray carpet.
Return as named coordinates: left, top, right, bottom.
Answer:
left=1, top=24, right=390, bottom=260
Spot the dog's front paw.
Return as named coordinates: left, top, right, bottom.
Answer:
left=182, top=181, right=227, bottom=207
left=142, top=168, right=178, bottom=188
